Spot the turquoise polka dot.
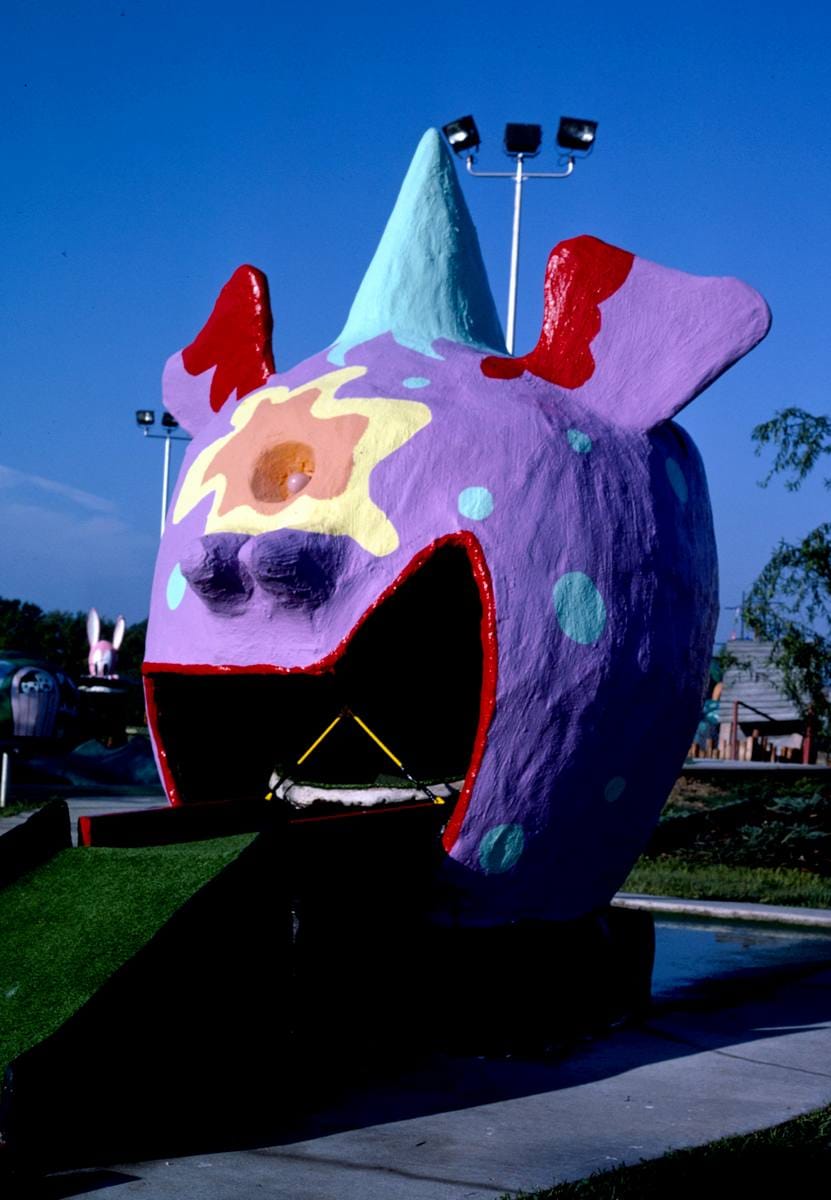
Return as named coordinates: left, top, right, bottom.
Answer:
left=567, top=428, right=593, bottom=454
left=478, top=823, right=525, bottom=874
left=402, top=376, right=431, bottom=389
left=605, top=776, right=627, bottom=804
left=553, top=572, right=607, bottom=645
left=666, top=457, right=688, bottom=504
left=458, top=486, right=494, bottom=521
left=166, top=563, right=187, bottom=610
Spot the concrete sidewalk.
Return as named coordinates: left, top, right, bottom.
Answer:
left=46, top=959, right=831, bottom=1199
left=0, top=795, right=166, bottom=846
left=614, top=891, right=831, bottom=929
left=62, top=796, right=166, bottom=845
left=4, top=799, right=828, bottom=1197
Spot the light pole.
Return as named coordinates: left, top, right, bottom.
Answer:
left=135, top=410, right=191, bottom=536
left=724, top=592, right=748, bottom=640
left=443, top=116, right=598, bottom=354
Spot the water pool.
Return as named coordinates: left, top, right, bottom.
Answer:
left=651, top=913, right=831, bottom=1003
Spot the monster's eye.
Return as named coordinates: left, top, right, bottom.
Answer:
left=250, top=441, right=315, bottom=502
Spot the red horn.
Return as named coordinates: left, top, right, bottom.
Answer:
left=481, top=236, right=633, bottom=389
left=182, top=265, right=275, bottom=413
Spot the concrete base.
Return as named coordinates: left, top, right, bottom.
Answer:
left=0, top=822, right=655, bottom=1175
left=34, top=963, right=831, bottom=1200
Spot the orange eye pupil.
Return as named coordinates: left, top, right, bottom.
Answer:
left=250, top=441, right=315, bottom=503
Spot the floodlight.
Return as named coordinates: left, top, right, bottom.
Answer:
left=556, top=117, right=597, bottom=153
left=135, top=408, right=189, bottom=536
left=461, top=114, right=599, bottom=355
left=442, top=115, right=480, bottom=156
left=504, top=123, right=542, bottom=157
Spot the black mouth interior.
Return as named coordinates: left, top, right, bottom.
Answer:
left=149, top=543, right=484, bottom=806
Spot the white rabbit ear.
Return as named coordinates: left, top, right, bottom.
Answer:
left=112, top=616, right=126, bottom=650
left=87, top=608, right=100, bottom=648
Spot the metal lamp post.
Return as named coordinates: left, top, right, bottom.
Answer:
left=135, top=410, right=191, bottom=536
left=443, top=115, right=598, bottom=354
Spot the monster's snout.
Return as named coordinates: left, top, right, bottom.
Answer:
left=242, top=531, right=341, bottom=609
left=180, top=530, right=342, bottom=614
left=147, top=127, right=772, bottom=924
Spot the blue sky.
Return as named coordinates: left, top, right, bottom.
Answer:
left=2, top=0, right=829, bottom=640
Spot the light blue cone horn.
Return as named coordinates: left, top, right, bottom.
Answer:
left=329, top=128, right=507, bottom=364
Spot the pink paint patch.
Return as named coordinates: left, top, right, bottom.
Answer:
left=205, top=388, right=368, bottom=518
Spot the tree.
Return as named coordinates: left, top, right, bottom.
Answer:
left=118, top=619, right=148, bottom=678
left=0, top=598, right=45, bottom=657
left=0, top=598, right=147, bottom=680
left=744, top=408, right=831, bottom=744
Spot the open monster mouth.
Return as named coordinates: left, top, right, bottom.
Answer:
left=144, top=536, right=496, bottom=835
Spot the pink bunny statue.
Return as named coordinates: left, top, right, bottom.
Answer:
left=86, top=608, right=126, bottom=678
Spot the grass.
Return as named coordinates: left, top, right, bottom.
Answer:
left=0, top=800, right=45, bottom=820
left=622, top=860, right=831, bottom=907
left=504, top=1103, right=831, bottom=1198
left=0, top=835, right=254, bottom=1074
left=622, top=775, right=831, bottom=906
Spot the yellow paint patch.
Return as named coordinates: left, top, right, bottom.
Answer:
left=172, top=366, right=431, bottom=556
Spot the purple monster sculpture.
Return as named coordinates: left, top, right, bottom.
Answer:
left=144, top=129, right=770, bottom=925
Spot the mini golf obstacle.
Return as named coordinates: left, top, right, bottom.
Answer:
left=1, top=817, right=654, bottom=1174
left=143, top=126, right=770, bottom=928
left=1, top=704, right=654, bottom=1171
left=265, top=703, right=459, bottom=810
left=2, top=126, right=772, bottom=1173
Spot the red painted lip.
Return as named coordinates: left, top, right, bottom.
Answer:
left=143, top=532, right=497, bottom=852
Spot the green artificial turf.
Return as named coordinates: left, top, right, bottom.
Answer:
left=504, top=1103, right=831, bottom=1199
left=622, top=860, right=831, bottom=908
left=0, top=835, right=255, bottom=1074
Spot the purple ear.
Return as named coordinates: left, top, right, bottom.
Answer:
left=483, top=236, right=771, bottom=431
left=162, top=266, right=275, bottom=435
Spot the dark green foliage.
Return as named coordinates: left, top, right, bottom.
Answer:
left=0, top=599, right=88, bottom=674
left=117, top=617, right=147, bottom=678
left=646, top=780, right=831, bottom=875
left=713, top=644, right=751, bottom=679
left=0, top=600, right=45, bottom=658
left=753, top=407, right=831, bottom=491
left=732, top=820, right=830, bottom=872
left=768, top=790, right=830, bottom=814
left=0, top=597, right=146, bottom=679
left=745, top=407, right=831, bottom=743
left=625, top=778, right=831, bottom=904
left=0, top=597, right=148, bottom=724
left=744, top=527, right=831, bottom=738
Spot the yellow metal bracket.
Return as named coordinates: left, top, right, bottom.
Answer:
left=266, top=706, right=445, bottom=805
left=296, top=714, right=343, bottom=766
